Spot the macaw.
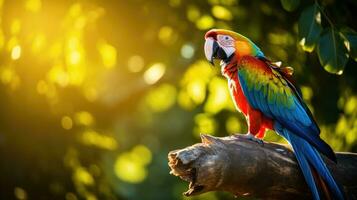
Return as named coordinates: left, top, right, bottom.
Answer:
left=203, top=29, right=344, bottom=200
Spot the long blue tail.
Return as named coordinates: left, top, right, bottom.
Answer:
left=275, top=122, right=345, bottom=200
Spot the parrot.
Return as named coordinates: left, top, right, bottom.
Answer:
left=203, top=29, right=344, bottom=200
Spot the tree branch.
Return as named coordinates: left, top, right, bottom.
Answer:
left=168, top=134, right=357, bottom=200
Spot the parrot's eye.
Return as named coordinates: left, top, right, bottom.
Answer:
left=217, top=35, right=234, bottom=47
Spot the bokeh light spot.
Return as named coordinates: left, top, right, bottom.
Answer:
left=98, top=41, right=117, bottom=68
left=146, top=84, right=176, bottom=112
left=83, top=87, right=98, bottom=102
left=114, top=145, right=152, bottom=184
left=11, top=19, right=21, bottom=35
left=7, top=37, right=19, bottom=51
left=69, top=3, right=82, bottom=18
left=181, top=43, right=195, bottom=59
left=114, top=155, right=147, bottom=183
left=65, top=192, right=78, bottom=200
left=31, top=34, right=46, bottom=53
left=131, top=145, right=152, bottom=165
left=212, top=6, right=232, bottom=20
left=187, top=5, right=200, bottom=22
left=194, top=113, right=217, bottom=136
left=345, top=96, right=357, bottom=115
left=301, top=86, right=313, bottom=101
left=61, top=116, right=73, bottom=130
left=25, top=0, right=42, bottom=12
left=11, top=45, right=21, bottom=60
left=73, top=167, right=94, bottom=186
left=68, top=50, right=81, bottom=66
left=226, top=116, right=242, bottom=133
left=204, top=77, right=233, bottom=113
left=158, top=26, right=176, bottom=45
left=14, top=187, right=27, bottom=200
left=75, top=111, right=94, bottom=126
left=128, top=55, right=144, bottom=72
left=1, top=68, right=15, bottom=84
left=36, top=80, right=48, bottom=94
left=196, top=15, right=214, bottom=30
left=47, top=66, right=69, bottom=87
left=81, top=130, right=117, bottom=150
left=143, top=63, right=166, bottom=85
left=187, top=80, right=205, bottom=104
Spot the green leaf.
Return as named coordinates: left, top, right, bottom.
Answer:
left=281, top=0, right=300, bottom=12
left=346, top=34, right=357, bottom=61
left=298, top=4, right=322, bottom=52
left=317, top=28, right=349, bottom=75
left=343, top=31, right=357, bottom=61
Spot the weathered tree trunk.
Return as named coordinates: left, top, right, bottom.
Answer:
left=168, top=134, right=357, bottom=200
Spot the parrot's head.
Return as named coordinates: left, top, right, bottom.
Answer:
left=204, top=29, right=264, bottom=65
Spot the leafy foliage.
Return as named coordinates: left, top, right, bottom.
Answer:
left=317, top=28, right=348, bottom=74
left=281, top=0, right=300, bottom=12
left=298, top=4, right=322, bottom=52
left=296, top=2, right=356, bottom=74
left=343, top=30, right=357, bottom=61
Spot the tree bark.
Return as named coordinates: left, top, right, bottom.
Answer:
left=168, top=134, right=357, bottom=200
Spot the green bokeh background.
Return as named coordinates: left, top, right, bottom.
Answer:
left=0, top=0, right=356, bottom=199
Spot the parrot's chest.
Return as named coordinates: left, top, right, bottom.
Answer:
left=228, top=76, right=248, bottom=116
left=221, top=61, right=249, bottom=116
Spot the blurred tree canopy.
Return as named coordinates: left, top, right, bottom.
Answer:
left=0, top=0, right=356, bottom=200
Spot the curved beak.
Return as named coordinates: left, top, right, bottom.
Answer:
left=204, top=37, right=228, bottom=65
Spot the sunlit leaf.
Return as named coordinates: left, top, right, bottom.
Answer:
left=280, top=0, right=299, bottom=12
left=298, top=4, right=322, bottom=52
left=317, top=28, right=349, bottom=75
left=342, top=29, right=357, bottom=61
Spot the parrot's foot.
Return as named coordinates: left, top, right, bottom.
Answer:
left=233, top=133, right=264, bottom=145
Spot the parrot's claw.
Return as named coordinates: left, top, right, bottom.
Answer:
left=233, top=133, right=264, bottom=146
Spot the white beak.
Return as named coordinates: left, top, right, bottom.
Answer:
left=204, top=37, right=215, bottom=63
